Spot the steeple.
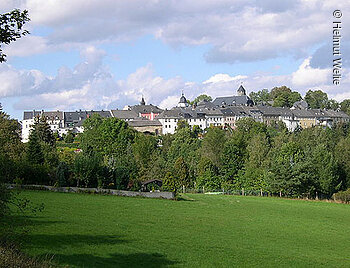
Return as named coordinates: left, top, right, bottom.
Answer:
left=178, top=91, right=189, bottom=108
left=140, top=96, right=146, bottom=105
left=237, top=84, right=246, bottom=96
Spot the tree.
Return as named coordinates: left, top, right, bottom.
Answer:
left=0, top=112, right=23, bottom=159
left=304, top=90, right=329, bottom=109
left=32, top=116, right=56, bottom=147
left=200, top=127, right=227, bottom=168
left=328, top=99, right=339, bottom=110
left=64, top=130, right=75, bottom=143
left=270, top=86, right=302, bottom=107
left=221, top=133, right=246, bottom=186
left=74, top=152, right=104, bottom=188
left=174, top=156, right=191, bottom=188
left=249, top=89, right=270, bottom=105
left=191, top=94, right=212, bottom=105
left=340, top=99, right=350, bottom=115
left=197, top=157, right=221, bottom=190
left=176, top=120, right=190, bottom=131
left=0, top=9, right=30, bottom=62
left=26, top=131, right=44, bottom=165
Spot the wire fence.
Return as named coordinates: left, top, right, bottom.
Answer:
left=180, top=187, right=333, bottom=201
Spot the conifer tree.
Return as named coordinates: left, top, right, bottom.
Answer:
left=27, top=130, right=44, bottom=165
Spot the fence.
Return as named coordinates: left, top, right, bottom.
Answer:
left=8, top=184, right=175, bottom=200
left=181, top=187, right=332, bottom=200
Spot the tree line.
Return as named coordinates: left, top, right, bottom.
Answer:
left=249, top=86, right=350, bottom=113
left=1, top=110, right=350, bottom=200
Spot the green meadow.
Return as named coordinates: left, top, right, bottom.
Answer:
left=13, top=191, right=350, bottom=267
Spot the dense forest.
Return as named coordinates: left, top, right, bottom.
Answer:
left=1, top=109, right=350, bottom=200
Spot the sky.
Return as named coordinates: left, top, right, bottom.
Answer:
left=0, top=0, right=349, bottom=120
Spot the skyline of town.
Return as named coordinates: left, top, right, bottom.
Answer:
left=1, top=1, right=349, bottom=121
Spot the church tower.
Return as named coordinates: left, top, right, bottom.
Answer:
left=237, top=85, right=246, bottom=96
left=140, top=96, right=146, bottom=105
left=178, top=92, right=189, bottom=108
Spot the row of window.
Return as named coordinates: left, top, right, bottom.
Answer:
left=164, top=125, right=177, bottom=129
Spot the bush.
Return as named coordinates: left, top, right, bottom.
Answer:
left=333, top=189, right=350, bottom=203
left=0, top=239, right=53, bottom=268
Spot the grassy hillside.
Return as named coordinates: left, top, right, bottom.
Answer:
left=14, top=191, right=350, bottom=267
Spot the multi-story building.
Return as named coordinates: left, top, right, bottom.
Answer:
left=22, top=110, right=64, bottom=142
left=21, top=86, right=350, bottom=140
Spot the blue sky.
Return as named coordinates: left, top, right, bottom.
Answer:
left=0, top=1, right=349, bottom=120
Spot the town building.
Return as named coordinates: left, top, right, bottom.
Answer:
left=22, top=110, right=64, bottom=142
left=20, top=86, right=350, bottom=140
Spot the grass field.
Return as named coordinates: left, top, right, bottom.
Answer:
left=12, top=191, right=350, bottom=267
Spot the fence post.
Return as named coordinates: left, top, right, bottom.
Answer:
left=202, top=186, right=205, bottom=194
left=242, top=188, right=245, bottom=196
left=183, top=185, right=185, bottom=194
left=279, top=191, right=282, bottom=198
left=315, top=191, right=318, bottom=200
left=260, top=189, right=263, bottom=196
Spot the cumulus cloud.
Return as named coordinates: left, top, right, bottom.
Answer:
left=2, top=0, right=349, bottom=63
left=203, top=74, right=248, bottom=84
left=292, top=58, right=331, bottom=87
left=4, top=53, right=350, bottom=115
left=4, top=46, right=186, bottom=112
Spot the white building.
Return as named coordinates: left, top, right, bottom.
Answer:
left=22, top=110, right=64, bottom=142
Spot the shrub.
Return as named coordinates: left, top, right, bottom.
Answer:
left=332, top=189, right=350, bottom=203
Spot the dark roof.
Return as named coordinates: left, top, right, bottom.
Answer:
left=64, top=110, right=112, bottom=127
left=257, top=106, right=293, bottom=117
left=23, top=110, right=64, bottom=120
left=237, top=85, right=246, bottom=95
left=220, top=106, right=249, bottom=117
left=198, top=108, right=223, bottom=116
left=323, top=110, right=350, bottom=118
left=130, top=104, right=163, bottom=114
left=23, top=111, right=41, bottom=120
left=111, top=110, right=138, bottom=119
left=140, top=97, right=146, bottom=105
left=196, top=100, right=216, bottom=109
left=179, top=94, right=187, bottom=104
left=212, top=95, right=253, bottom=107
left=157, top=108, right=191, bottom=119
left=291, top=109, right=317, bottom=118
left=128, top=119, right=162, bottom=127
left=293, top=100, right=308, bottom=109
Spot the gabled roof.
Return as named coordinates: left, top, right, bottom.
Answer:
left=64, top=110, right=112, bottom=126
left=130, top=104, right=163, bottom=114
left=323, top=110, right=350, bottom=118
left=23, top=110, right=64, bottom=120
left=128, top=119, right=162, bottom=127
left=23, top=111, right=41, bottom=120
left=257, top=106, right=293, bottom=117
left=220, top=106, right=250, bottom=117
left=212, top=95, right=253, bottom=107
left=293, top=100, right=308, bottom=109
left=291, top=109, right=316, bottom=118
left=157, top=107, right=198, bottom=119
left=111, top=110, right=138, bottom=119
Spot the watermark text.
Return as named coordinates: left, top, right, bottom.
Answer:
left=333, top=10, right=342, bottom=85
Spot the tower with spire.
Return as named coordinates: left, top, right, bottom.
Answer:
left=237, top=84, right=246, bottom=96
left=178, top=91, right=189, bottom=108
left=140, top=96, right=146, bottom=105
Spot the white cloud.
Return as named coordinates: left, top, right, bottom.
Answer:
left=2, top=35, right=49, bottom=57
left=292, top=58, right=331, bottom=87
left=2, top=46, right=350, bottom=115
left=3, top=0, right=350, bottom=63
left=203, top=74, right=248, bottom=84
